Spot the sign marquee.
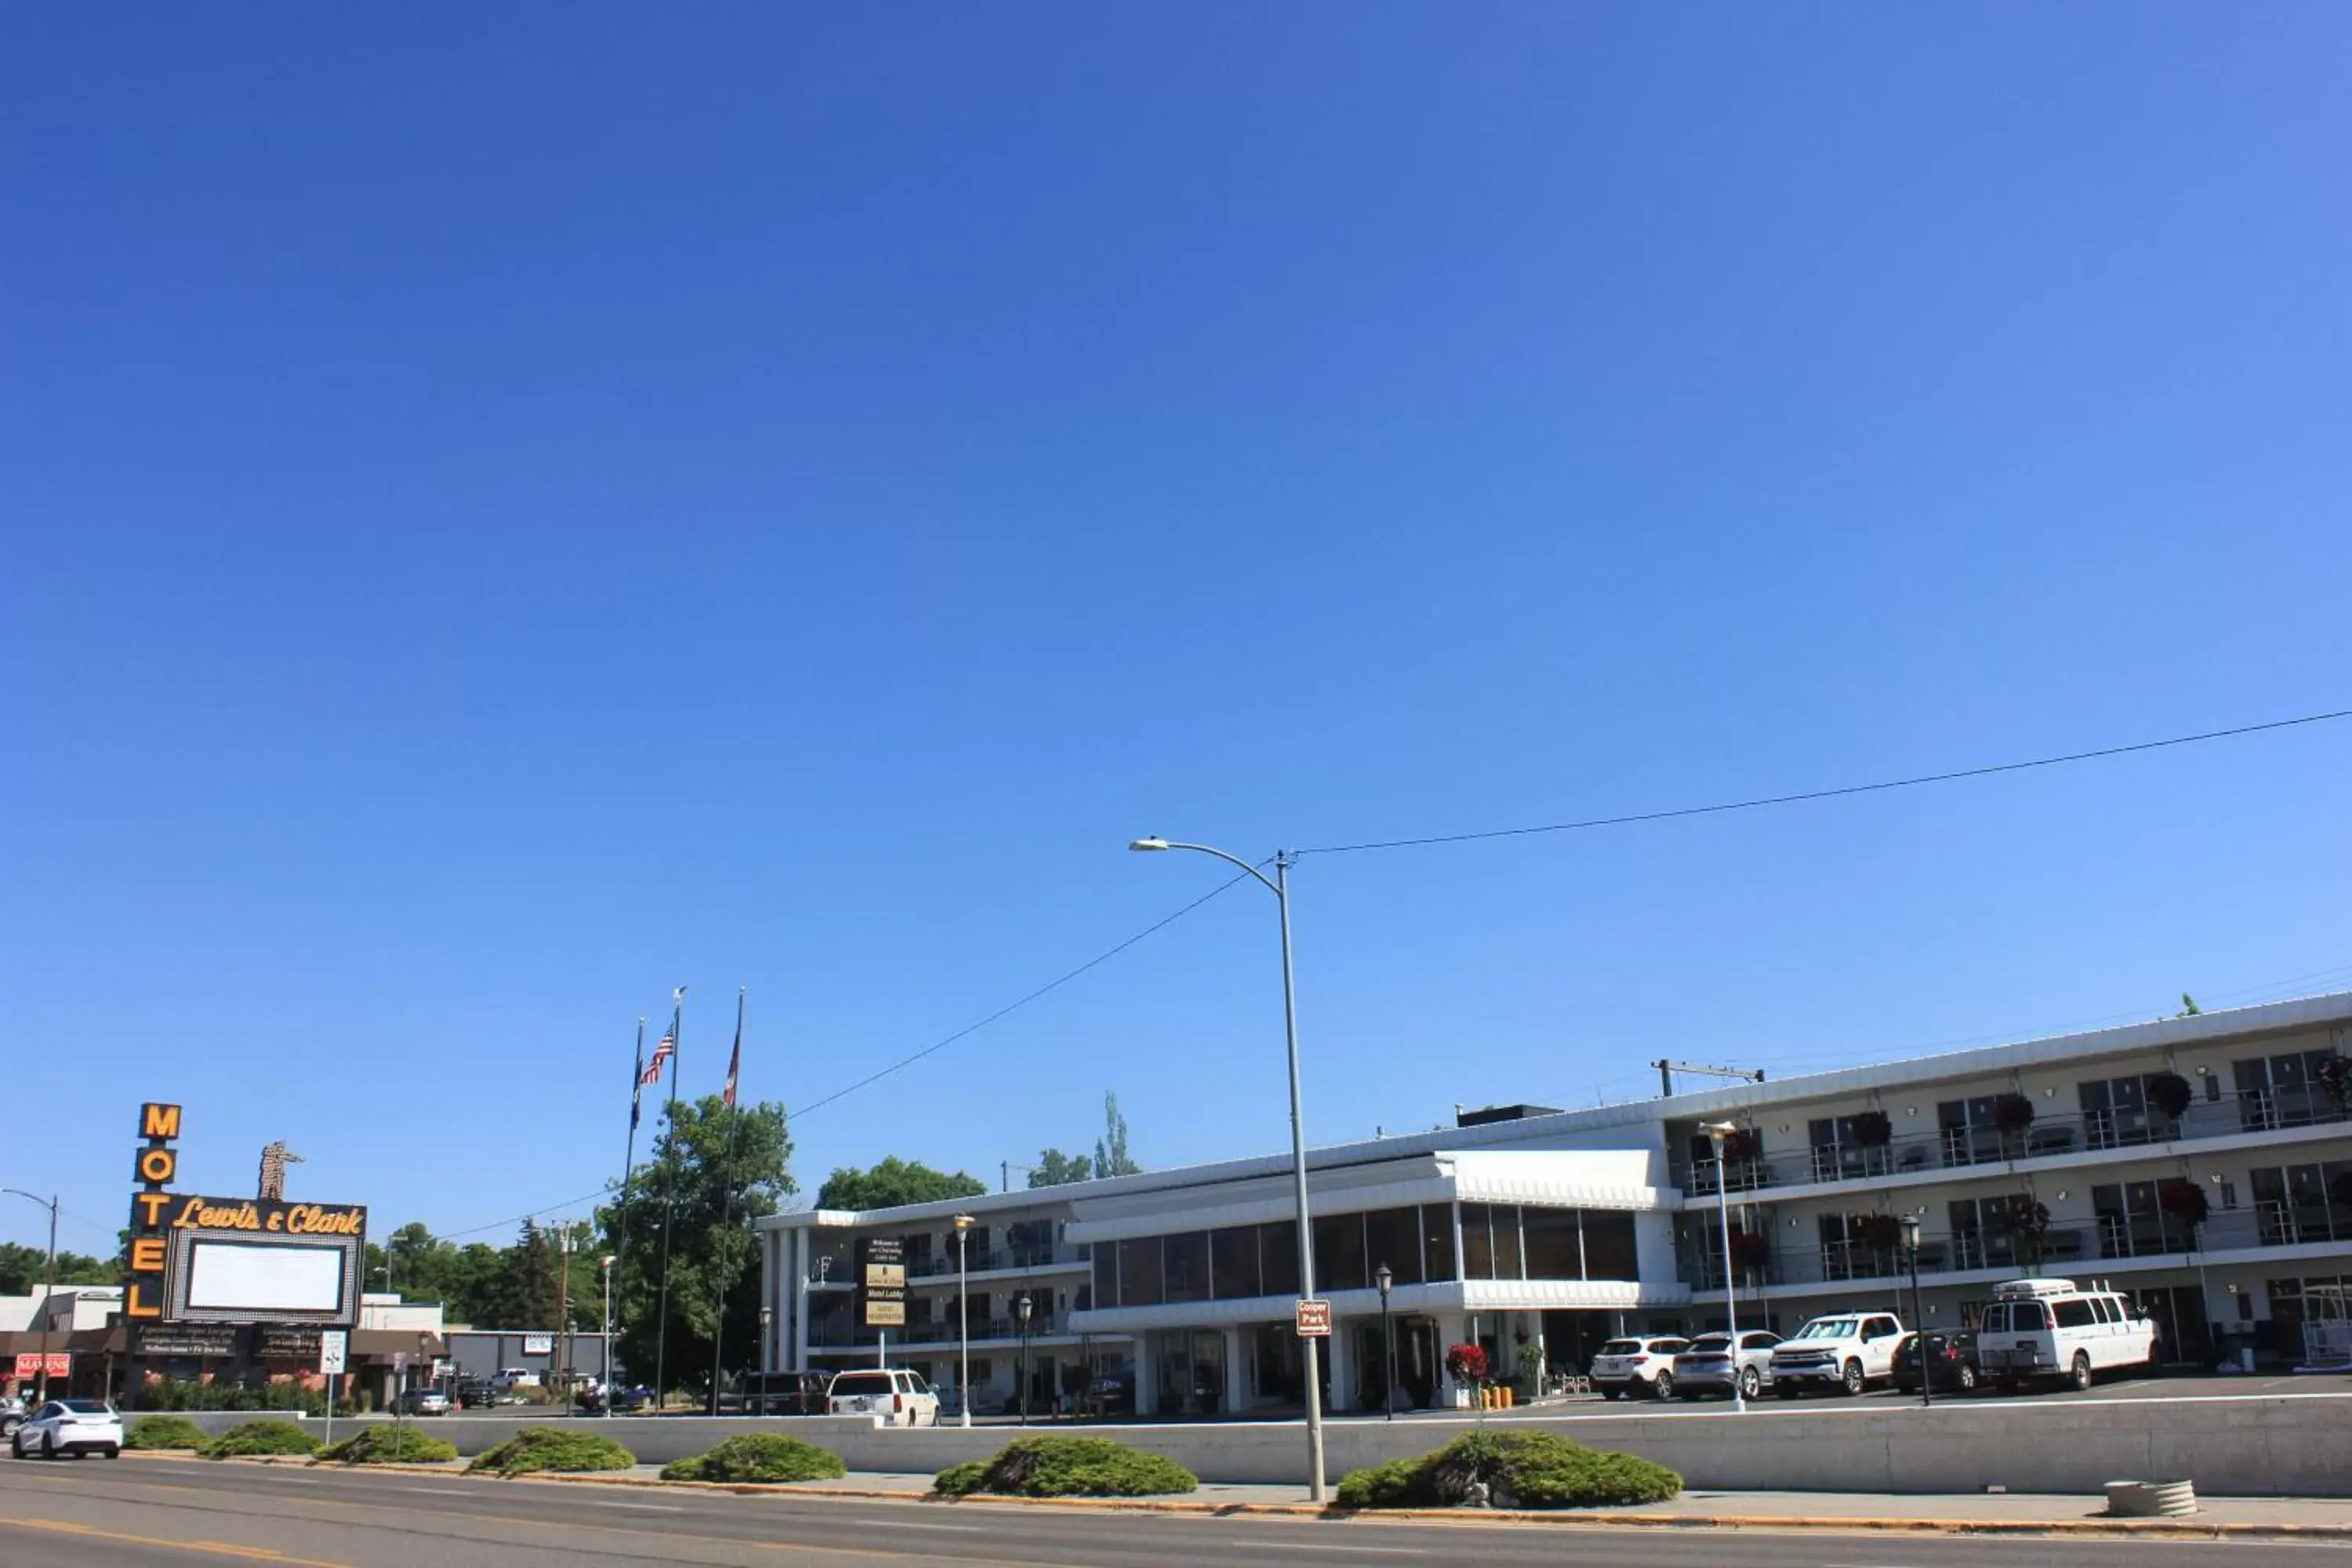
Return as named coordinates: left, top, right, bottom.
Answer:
left=858, top=1236, right=906, bottom=1329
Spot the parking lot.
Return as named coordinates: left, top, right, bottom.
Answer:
left=1428, top=1367, right=2349, bottom=1421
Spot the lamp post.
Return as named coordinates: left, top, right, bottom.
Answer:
left=1900, top=1213, right=1930, bottom=1409
left=1131, top=837, right=1327, bottom=1502
left=757, top=1305, right=773, bottom=1411
left=1015, top=1293, right=1034, bottom=1427
left=601, top=1257, right=617, bottom=1415
left=1374, top=1262, right=1395, bottom=1421
left=1698, top=1124, right=1747, bottom=1413
left=953, top=1215, right=975, bottom=1427
left=2, top=1190, right=58, bottom=1404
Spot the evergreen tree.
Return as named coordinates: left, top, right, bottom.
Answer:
left=1094, top=1092, right=1141, bottom=1178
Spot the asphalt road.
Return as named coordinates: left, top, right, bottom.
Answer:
left=4, top=1457, right=2344, bottom=1568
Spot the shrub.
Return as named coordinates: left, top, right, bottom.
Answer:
left=143, top=1378, right=345, bottom=1416
left=124, top=1415, right=212, bottom=1452
left=320, top=1425, right=459, bottom=1465
left=661, top=1433, right=846, bottom=1483
left=932, top=1436, right=1196, bottom=1498
left=1336, top=1431, right=1680, bottom=1512
left=468, top=1425, right=634, bottom=1476
left=206, top=1419, right=321, bottom=1459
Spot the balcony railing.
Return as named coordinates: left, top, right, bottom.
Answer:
left=906, top=1246, right=1087, bottom=1279
left=808, top=1312, right=1072, bottom=1350
left=1675, top=1090, right=2347, bottom=1196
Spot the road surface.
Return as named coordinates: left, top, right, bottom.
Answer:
left=2, top=1454, right=2340, bottom=1566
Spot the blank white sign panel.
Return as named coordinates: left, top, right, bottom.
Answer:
left=185, top=1240, right=345, bottom=1312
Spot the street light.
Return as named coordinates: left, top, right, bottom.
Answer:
left=1131, top=836, right=1328, bottom=1502
left=953, top=1215, right=975, bottom=1428
left=1015, top=1293, right=1034, bottom=1427
left=2, top=1190, right=58, bottom=1404
left=757, top=1305, right=773, bottom=1412
left=1698, top=1124, right=1748, bottom=1413
left=1900, top=1212, right=1930, bottom=1409
left=1374, top=1262, right=1395, bottom=1421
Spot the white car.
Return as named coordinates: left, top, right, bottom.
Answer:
left=826, top=1367, right=939, bottom=1426
left=1768, top=1311, right=1907, bottom=1396
left=1589, top=1335, right=1690, bottom=1399
left=1974, top=1278, right=2158, bottom=1392
left=12, top=1399, right=123, bottom=1460
left=1671, top=1330, right=1782, bottom=1400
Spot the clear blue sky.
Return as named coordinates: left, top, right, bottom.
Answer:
left=6, top=5, right=2349, bottom=1259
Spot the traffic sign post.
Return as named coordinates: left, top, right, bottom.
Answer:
left=1294, top=1299, right=1332, bottom=1338
left=319, top=1331, right=347, bottom=1451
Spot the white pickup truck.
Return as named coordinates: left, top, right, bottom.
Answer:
left=1767, top=1310, right=1907, bottom=1396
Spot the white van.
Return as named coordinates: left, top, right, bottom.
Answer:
left=1974, top=1278, right=2158, bottom=1391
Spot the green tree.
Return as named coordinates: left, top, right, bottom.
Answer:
left=603, top=1095, right=793, bottom=1396
left=1027, top=1149, right=1093, bottom=1188
left=2179, top=993, right=2202, bottom=1017
left=1094, top=1092, right=1141, bottom=1178
left=0, top=1244, right=111, bottom=1295
left=815, top=1156, right=984, bottom=1211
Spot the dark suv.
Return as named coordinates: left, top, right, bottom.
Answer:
left=1893, top=1330, right=1981, bottom=1393
left=735, top=1371, right=829, bottom=1415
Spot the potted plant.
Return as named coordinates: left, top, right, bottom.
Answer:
left=1720, top=1127, right=1763, bottom=1165
left=1853, top=1213, right=1904, bottom=1254
left=2147, top=1072, right=2194, bottom=1123
left=2315, top=1055, right=2351, bottom=1116
left=1729, top=1229, right=1773, bottom=1280
left=1849, top=1109, right=1893, bottom=1148
left=1993, top=1093, right=2037, bottom=1142
left=2158, top=1178, right=2209, bottom=1229
left=1446, top=1342, right=1489, bottom=1410
left=1993, top=1196, right=2052, bottom=1268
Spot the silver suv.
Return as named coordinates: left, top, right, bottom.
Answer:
left=1672, top=1329, right=1781, bottom=1400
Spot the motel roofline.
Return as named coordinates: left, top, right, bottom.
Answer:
left=756, top=989, right=2352, bottom=1233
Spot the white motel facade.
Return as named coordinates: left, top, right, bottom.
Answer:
left=756, top=991, right=2352, bottom=1414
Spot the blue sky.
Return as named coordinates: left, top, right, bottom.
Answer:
left=5, top=5, right=2349, bottom=1259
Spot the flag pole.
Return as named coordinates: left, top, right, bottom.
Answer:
left=612, top=1017, right=646, bottom=1393
left=708, top=987, right=747, bottom=1414
left=652, top=987, right=685, bottom=1409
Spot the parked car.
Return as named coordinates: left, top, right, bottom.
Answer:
left=1768, top=1311, right=1907, bottom=1396
left=1083, top=1375, right=1134, bottom=1416
left=1589, top=1336, right=1690, bottom=1399
left=11, top=1399, right=122, bottom=1460
left=1672, top=1330, right=1782, bottom=1400
left=826, top=1367, right=940, bottom=1426
left=1974, top=1277, right=2158, bottom=1391
left=604, top=1384, right=655, bottom=1414
left=1893, top=1330, right=1981, bottom=1394
left=735, top=1370, right=829, bottom=1415
left=397, top=1388, right=452, bottom=1416
left=454, top=1378, right=498, bottom=1410
left=0, top=1394, right=25, bottom=1440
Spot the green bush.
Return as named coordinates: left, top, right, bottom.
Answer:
left=933, top=1436, right=1196, bottom=1499
left=660, top=1432, right=847, bottom=1484
left=142, top=1377, right=348, bottom=1416
left=205, top=1419, right=321, bottom=1459
left=467, top=1425, right=634, bottom=1476
left=124, top=1415, right=212, bottom=1453
left=319, top=1425, right=459, bottom=1465
left=1334, top=1431, right=1679, bottom=1511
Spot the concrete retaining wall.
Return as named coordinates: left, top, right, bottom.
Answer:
left=162, top=1396, right=2352, bottom=1497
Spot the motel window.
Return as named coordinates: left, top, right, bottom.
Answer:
left=1118, top=1237, right=1164, bottom=1308
left=1522, top=1207, right=1581, bottom=1279
left=1363, top=1207, right=1423, bottom=1287
left=1581, top=1210, right=1639, bottom=1280
left=1259, top=1220, right=1300, bottom=1298
left=1092, top=1244, right=1119, bottom=1310
left=1314, top=1212, right=1368, bottom=1292
left=1460, top=1202, right=1496, bottom=1279
left=1210, top=1227, right=1260, bottom=1300
left=1422, top=1204, right=1457, bottom=1282
left=1164, top=1232, right=1210, bottom=1303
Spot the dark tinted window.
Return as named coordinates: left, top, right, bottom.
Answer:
left=1460, top=1202, right=1496, bottom=1279
left=1523, top=1207, right=1581, bottom=1279
left=1422, top=1205, right=1456, bottom=1283
left=830, top=1373, right=891, bottom=1396
left=1364, top=1207, right=1422, bottom=1287
left=61, top=1400, right=109, bottom=1414
left=1118, top=1236, right=1164, bottom=1307
left=1492, top=1206, right=1523, bottom=1280
left=1314, top=1212, right=1367, bottom=1292
left=1581, top=1210, right=1639, bottom=1280
left=1164, top=1232, right=1209, bottom=1303
left=1210, top=1227, right=1259, bottom=1300
left=1259, top=1220, right=1299, bottom=1297
left=1092, top=1244, right=1119, bottom=1309
left=2053, top=1298, right=2096, bottom=1329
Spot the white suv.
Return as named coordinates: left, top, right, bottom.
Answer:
left=826, top=1367, right=940, bottom=1426
left=1589, top=1335, right=1690, bottom=1399
left=1768, top=1312, right=1906, bottom=1396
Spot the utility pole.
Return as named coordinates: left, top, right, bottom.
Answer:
left=555, top=1225, right=573, bottom=1414
left=3, top=1191, right=58, bottom=1403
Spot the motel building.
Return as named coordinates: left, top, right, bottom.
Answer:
left=755, top=992, right=2352, bottom=1415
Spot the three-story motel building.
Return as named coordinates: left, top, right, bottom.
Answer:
left=756, top=992, right=2352, bottom=1414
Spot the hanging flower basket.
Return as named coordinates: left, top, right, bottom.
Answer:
left=1729, top=1229, right=1773, bottom=1273
left=1993, top=1093, right=2038, bottom=1137
left=1849, top=1110, right=1893, bottom=1149
left=1445, top=1343, right=1489, bottom=1388
left=1992, top=1196, right=2051, bottom=1240
left=2314, top=1055, right=2352, bottom=1115
left=1853, top=1213, right=1904, bottom=1252
left=2158, top=1178, right=2209, bottom=1225
left=2147, top=1073, right=2194, bottom=1122
left=1719, top=1128, right=1763, bottom=1165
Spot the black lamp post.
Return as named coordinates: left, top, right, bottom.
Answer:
left=1374, top=1262, right=1396, bottom=1421
left=1900, top=1213, right=1931, bottom=1409
left=1015, top=1293, right=1033, bottom=1427
left=756, top=1306, right=773, bottom=1412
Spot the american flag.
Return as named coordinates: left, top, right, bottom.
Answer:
left=644, top=1032, right=675, bottom=1085
left=722, top=1029, right=741, bottom=1108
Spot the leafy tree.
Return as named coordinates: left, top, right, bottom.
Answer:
left=1028, top=1149, right=1093, bottom=1188
left=815, top=1156, right=983, bottom=1211
left=0, top=1244, right=111, bottom=1295
left=2178, top=993, right=2202, bottom=1016
left=1094, top=1092, right=1141, bottom=1178
left=602, top=1095, right=793, bottom=1396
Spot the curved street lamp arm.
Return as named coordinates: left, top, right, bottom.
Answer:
left=1154, top=840, right=1284, bottom=898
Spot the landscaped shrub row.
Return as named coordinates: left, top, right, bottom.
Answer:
left=467, top=1425, right=635, bottom=1476
left=934, top=1436, right=1197, bottom=1498
left=1336, top=1431, right=1680, bottom=1511
left=124, top=1415, right=212, bottom=1453
left=205, top=1419, right=321, bottom=1459
left=662, top=1433, right=845, bottom=1483
left=320, top=1425, right=460, bottom=1465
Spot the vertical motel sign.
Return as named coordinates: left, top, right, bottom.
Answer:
left=858, top=1236, right=906, bottom=1329
left=125, top=1102, right=183, bottom=1320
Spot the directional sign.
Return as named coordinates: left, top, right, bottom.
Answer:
left=318, top=1331, right=348, bottom=1376
left=858, top=1237, right=906, bottom=1328
left=1294, top=1299, right=1333, bottom=1338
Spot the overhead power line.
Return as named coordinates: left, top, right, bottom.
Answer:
left=1299, top=707, right=2352, bottom=856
